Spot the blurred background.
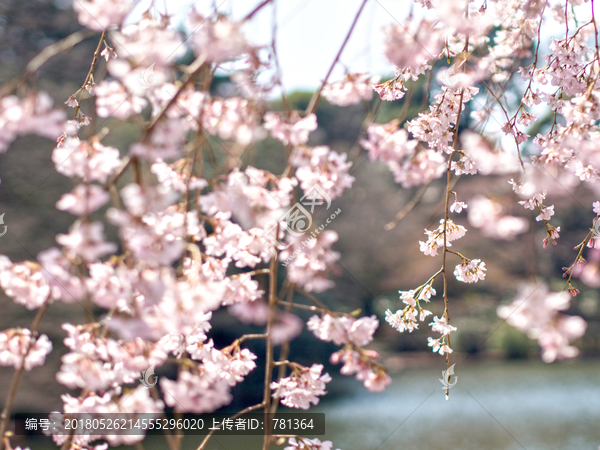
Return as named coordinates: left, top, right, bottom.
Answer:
left=0, top=0, right=599, bottom=449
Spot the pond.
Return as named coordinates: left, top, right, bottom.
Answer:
left=13, top=359, right=600, bottom=450
left=314, top=359, right=600, bottom=450
left=206, top=359, right=600, bottom=450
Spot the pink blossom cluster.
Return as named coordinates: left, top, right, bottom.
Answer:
left=0, top=92, right=66, bottom=154
left=0, top=328, right=52, bottom=370
left=307, top=313, right=390, bottom=392
left=73, top=0, right=133, bottom=32
left=0, top=256, right=52, bottom=309
left=307, top=314, right=378, bottom=347
left=271, top=364, right=332, bottom=410
left=291, top=146, right=355, bottom=200
left=202, top=97, right=265, bottom=145
left=497, top=283, right=587, bottom=363
left=322, top=73, right=380, bottom=106
left=385, top=288, right=433, bottom=334
left=383, top=20, right=442, bottom=73
left=2, top=0, right=600, bottom=447
left=329, top=348, right=391, bottom=392
left=188, top=10, right=257, bottom=64
left=56, top=323, right=167, bottom=392
left=264, top=112, right=317, bottom=146
left=360, top=119, right=445, bottom=188
left=408, top=86, right=480, bottom=154
left=419, top=219, right=467, bottom=257
left=511, top=179, right=560, bottom=248
left=280, top=231, right=340, bottom=293
left=454, top=259, right=487, bottom=284
left=49, top=387, right=163, bottom=446
left=467, top=195, right=529, bottom=240
left=427, top=315, right=456, bottom=355
left=285, top=437, right=340, bottom=450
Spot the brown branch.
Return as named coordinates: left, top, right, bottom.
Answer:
left=196, top=402, right=266, bottom=450
left=0, top=30, right=95, bottom=96
left=145, top=54, right=207, bottom=137
left=304, top=0, right=369, bottom=115
left=243, top=0, right=273, bottom=21
left=262, top=241, right=279, bottom=450
left=385, top=182, right=431, bottom=231
left=0, top=300, right=50, bottom=449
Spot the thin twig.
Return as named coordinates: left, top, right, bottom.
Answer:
left=0, top=300, right=50, bottom=449
left=304, top=0, right=369, bottom=115
left=385, top=183, right=431, bottom=230
left=262, top=227, right=279, bottom=450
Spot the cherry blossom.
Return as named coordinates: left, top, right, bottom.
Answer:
left=386, top=287, right=433, bottom=334
left=449, top=201, right=467, bottom=213
left=419, top=219, right=467, bottom=257
left=307, top=314, right=378, bottom=347
left=329, top=348, right=390, bottom=392
left=512, top=182, right=561, bottom=247
left=0, top=256, right=51, bottom=309
left=497, top=283, right=587, bottom=362
left=271, top=312, right=304, bottom=345
left=202, top=97, right=265, bottom=145
left=459, top=131, right=521, bottom=175
left=360, top=120, right=418, bottom=163
left=56, top=184, right=110, bottom=216
left=264, top=112, right=317, bottom=146
left=185, top=339, right=257, bottom=386
left=285, top=437, right=340, bottom=450
left=383, top=20, right=442, bottom=72
left=57, top=323, right=166, bottom=391
left=0, top=92, right=66, bottom=153
left=454, top=259, right=487, bottom=283
left=72, top=0, right=132, bottom=32
left=52, top=138, right=121, bottom=183
left=38, top=248, right=86, bottom=302
left=280, top=231, right=340, bottom=293
left=109, top=15, right=186, bottom=72
left=222, top=276, right=264, bottom=305
left=199, top=168, right=296, bottom=227
left=0, top=329, right=52, bottom=370
left=467, top=195, right=529, bottom=240
left=188, top=11, right=255, bottom=63
left=430, top=316, right=456, bottom=335
left=3, top=1, right=600, bottom=447
left=151, top=159, right=207, bottom=193
left=161, top=371, right=233, bottom=413
left=322, top=73, right=380, bottom=106
left=95, top=80, right=147, bottom=119
left=86, top=262, right=133, bottom=310
left=293, top=146, right=355, bottom=200
left=56, top=221, right=117, bottom=262
left=271, top=364, right=331, bottom=410
left=408, top=86, right=480, bottom=153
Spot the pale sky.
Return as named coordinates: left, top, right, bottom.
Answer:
left=129, top=0, right=411, bottom=93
